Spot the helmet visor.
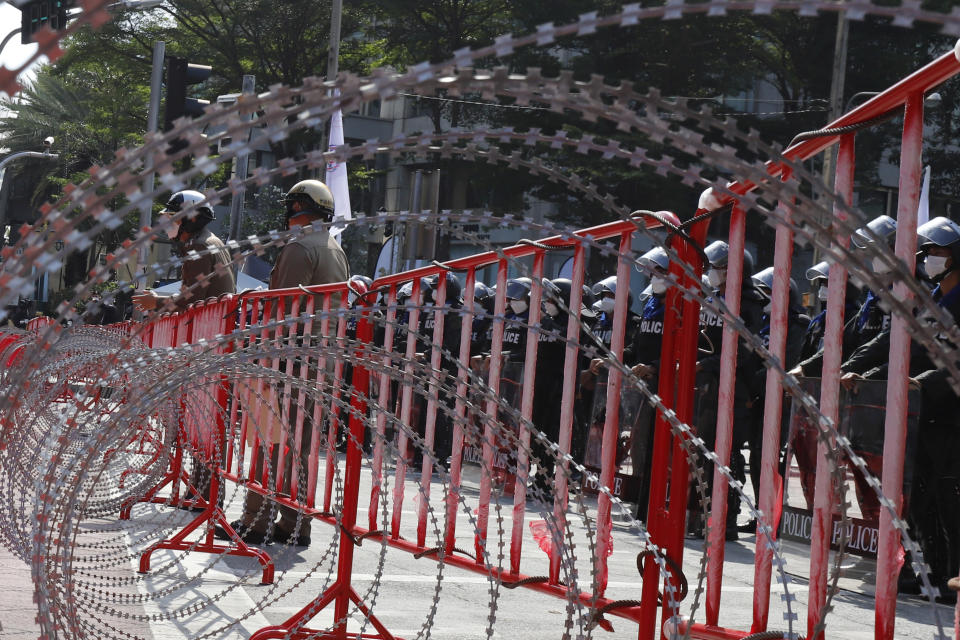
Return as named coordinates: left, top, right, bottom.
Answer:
left=505, top=280, right=531, bottom=300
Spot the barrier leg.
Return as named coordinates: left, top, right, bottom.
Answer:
left=137, top=468, right=274, bottom=585
left=119, top=437, right=195, bottom=519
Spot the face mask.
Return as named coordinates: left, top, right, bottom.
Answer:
left=925, top=255, right=950, bottom=278
left=348, top=291, right=358, bottom=306
left=818, top=287, right=829, bottom=301
left=650, top=276, right=668, bottom=295
left=509, top=299, right=528, bottom=315
left=871, top=257, right=892, bottom=275
left=543, top=302, right=560, bottom=317
left=598, top=297, right=616, bottom=313
left=430, top=289, right=439, bottom=302
left=763, top=302, right=772, bottom=314
left=707, top=269, right=726, bottom=289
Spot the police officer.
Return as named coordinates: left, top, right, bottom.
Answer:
left=692, top=241, right=765, bottom=540
left=795, top=261, right=860, bottom=364
left=628, top=247, right=673, bottom=518
left=133, top=190, right=236, bottom=313
left=839, top=217, right=960, bottom=599
left=417, top=272, right=464, bottom=466
left=470, top=282, right=495, bottom=357
left=743, top=267, right=809, bottom=524
left=133, top=190, right=237, bottom=511
left=794, top=215, right=896, bottom=377
left=530, top=277, right=596, bottom=499
left=218, top=179, right=349, bottom=547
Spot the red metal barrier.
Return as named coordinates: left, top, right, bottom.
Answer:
left=130, top=296, right=274, bottom=584
left=682, top=41, right=960, bottom=640
left=110, top=44, right=960, bottom=639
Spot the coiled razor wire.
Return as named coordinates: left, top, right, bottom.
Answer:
left=1, top=2, right=958, bottom=639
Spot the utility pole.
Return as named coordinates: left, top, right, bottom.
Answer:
left=327, top=0, right=342, bottom=81
left=812, top=12, right=849, bottom=272
left=137, top=40, right=164, bottom=289
left=228, top=74, right=256, bottom=243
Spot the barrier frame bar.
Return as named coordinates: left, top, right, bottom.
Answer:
left=595, top=230, right=633, bottom=595
left=550, top=240, right=586, bottom=584
left=751, top=195, right=795, bottom=631
left=391, top=276, right=423, bottom=540
left=417, top=272, right=448, bottom=547
left=808, top=133, right=855, bottom=640
left=510, top=251, right=544, bottom=575
left=444, top=268, right=476, bottom=556
left=369, top=284, right=397, bottom=531
left=476, top=258, right=508, bottom=562
left=639, top=220, right=710, bottom=639
left=135, top=296, right=274, bottom=585
left=706, top=203, right=748, bottom=625
left=875, top=89, right=924, bottom=640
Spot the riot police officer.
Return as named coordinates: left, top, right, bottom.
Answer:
left=692, top=240, right=765, bottom=540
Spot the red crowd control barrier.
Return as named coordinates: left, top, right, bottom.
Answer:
left=112, top=44, right=960, bottom=640
left=677, top=43, right=960, bottom=640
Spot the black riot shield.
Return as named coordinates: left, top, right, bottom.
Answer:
left=582, top=369, right=648, bottom=504
left=780, top=378, right=920, bottom=559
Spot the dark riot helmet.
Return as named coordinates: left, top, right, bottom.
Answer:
left=637, top=246, right=670, bottom=273
left=918, top=216, right=960, bottom=278
left=918, top=216, right=960, bottom=253
left=505, top=277, right=533, bottom=301
left=543, top=277, right=596, bottom=319
left=805, top=260, right=830, bottom=284
left=704, top=240, right=755, bottom=277
left=424, top=272, right=463, bottom=305
left=591, top=275, right=633, bottom=310
left=852, top=214, right=897, bottom=250
left=751, top=266, right=774, bottom=293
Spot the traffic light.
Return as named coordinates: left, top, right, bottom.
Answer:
left=163, top=56, right=212, bottom=154
left=20, top=0, right=76, bottom=45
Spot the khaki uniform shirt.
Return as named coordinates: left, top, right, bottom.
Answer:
left=270, top=227, right=349, bottom=288
left=173, top=229, right=236, bottom=310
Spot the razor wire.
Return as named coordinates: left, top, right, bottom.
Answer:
left=1, top=1, right=957, bottom=639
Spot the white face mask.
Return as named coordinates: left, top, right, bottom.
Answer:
left=925, top=255, right=950, bottom=278
left=707, top=268, right=726, bottom=289
left=348, top=291, right=358, bottom=305
left=543, top=302, right=560, bottom=317
left=650, top=276, right=668, bottom=295
left=598, top=296, right=616, bottom=313
left=818, top=287, right=829, bottom=301
left=509, top=299, right=528, bottom=315
left=430, top=289, right=439, bottom=303
left=871, top=257, right=892, bottom=275
left=763, top=302, right=772, bottom=314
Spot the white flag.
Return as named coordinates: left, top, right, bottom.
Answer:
left=917, top=165, right=931, bottom=228
left=325, top=101, right=352, bottom=242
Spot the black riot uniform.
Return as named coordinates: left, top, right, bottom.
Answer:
left=416, top=272, right=464, bottom=465
left=529, top=278, right=597, bottom=499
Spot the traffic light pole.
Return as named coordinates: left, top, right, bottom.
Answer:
left=136, top=40, right=164, bottom=290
